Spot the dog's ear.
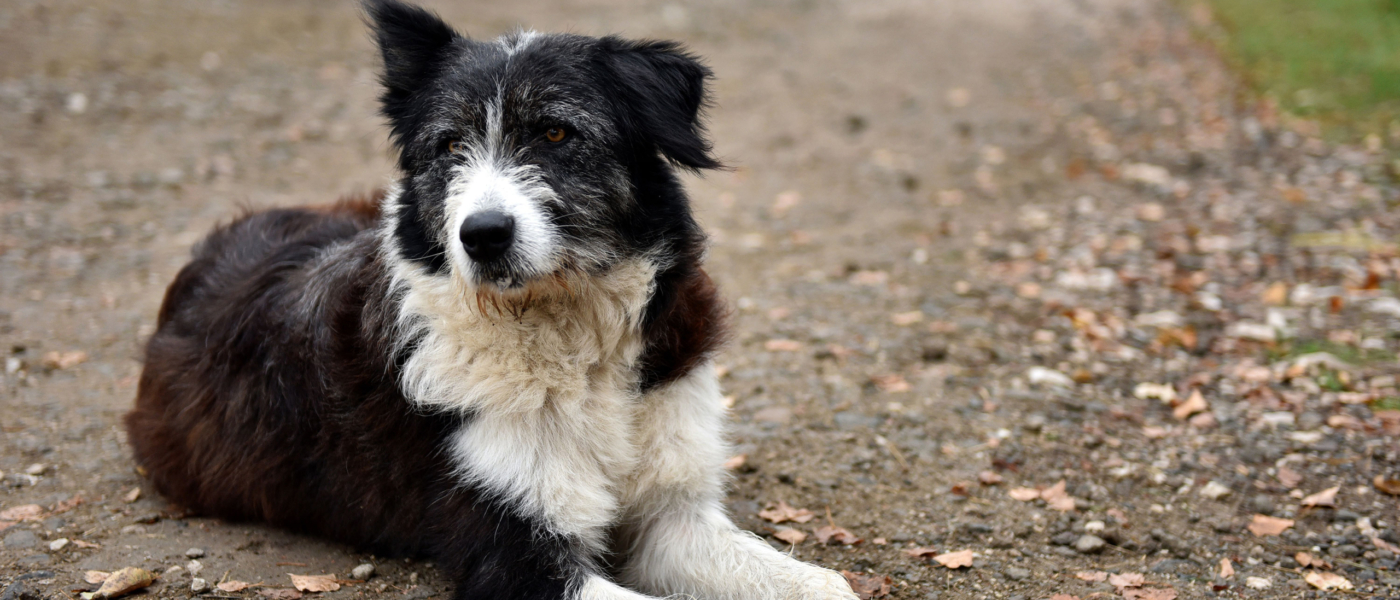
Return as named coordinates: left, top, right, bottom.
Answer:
left=600, top=38, right=721, bottom=171
left=363, top=0, right=461, bottom=142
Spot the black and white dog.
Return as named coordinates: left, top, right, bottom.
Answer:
left=124, top=1, right=856, bottom=599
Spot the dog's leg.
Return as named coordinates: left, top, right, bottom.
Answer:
left=616, top=364, right=857, bottom=600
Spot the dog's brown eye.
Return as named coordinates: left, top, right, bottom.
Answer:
left=545, top=128, right=567, bottom=143
left=448, top=140, right=467, bottom=154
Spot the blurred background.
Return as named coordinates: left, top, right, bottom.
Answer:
left=2, top=0, right=1400, bottom=598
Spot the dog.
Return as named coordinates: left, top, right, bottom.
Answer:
left=124, top=2, right=858, bottom=599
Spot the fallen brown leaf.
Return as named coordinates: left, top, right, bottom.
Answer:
left=813, top=525, right=860, bottom=545
left=1122, top=589, right=1178, bottom=600
left=71, top=539, right=101, bottom=549
left=772, top=528, right=807, bottom=545
left=0, top=504, right=44, bottom=521
left=1172, top=389, right=1208, bottom=420
left=1074, top=571, right=1108, bottom=582
left=1295, top=552, right=1331, bottom=569
left=217, top=581, right=252, bottom=593
left=1304, top=571, right=1353, bottom=590
left=1301, top=486, right=1339, bottom=508
left=258, top=589, right=303, bottom=600
left=85, top=571, right=110, bottom=585
left=288, top=575, right=340, bottom=593
left=82, top=567, right=155, bottom=600
left=763, top=339, right=803, bottom=352
left=977, top=470, right=1003, bottom=485
left=1108, top=573, right=1145, bottom=590
left=1007, top=487, right=1040, bottom=501
left=1040, top=480, right=1076, bottom=512
left=840, top=571, right=891, bottom=599
left=1374, top=475, right=1400, bottom=496
left=757, top=501, right=814, bottom=524
left=871, top=374, right=910, bottom=393
left=42, top=350, right=88, bottom=370
left=1247, top=514, right=1293, bottom=537
left=1219, top=558, right=1234, bottom=579
left=1277, top=466, right=1302, bottom=489
left=902, top=547, right=938, bottom=558
left=722, top=455, right=747, bottom=470
left=932, top=549, right=974, bottom=569
left=123, top=488, right=141, bottom=503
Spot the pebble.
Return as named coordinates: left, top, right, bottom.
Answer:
left=1003, top=566, right=1030, bottom=581
left=1074, top=535, right=1106, bottom=554
left=191, top=578, right=210, bottom=593
left=187, top=560, right=203, bottom=576
left=1199, top=481, right=1231, bottom=500
left=41, top=517, right=64, bottom=531
left=1334, top=509, right=1361, bottom=522
left=47, top=538, right=67, bottom=551
left=1250, top=495, right=1275, bottom=515
left=4, top=530, right=38, bottom=549
left=185, top=547, right=205, bottom=558
left=351, top=564, right=375, bottom=580
left=0, top=582, right=42, bottom=600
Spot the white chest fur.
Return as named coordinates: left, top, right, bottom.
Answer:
left=391, top=258, right=659, bottom=549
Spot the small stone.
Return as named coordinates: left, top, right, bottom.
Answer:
left=1199, top=481, right=1231, bottom=500
left=1250, top=494, right=1275, bottom=515
left=1298, top=412, right=1324, bottom=430
left=1075, top=534, right=1107, bottom=554
left=1331, top=544, right=1362, bottom=558
left=1004, top=567, right=1030, bottom=581
left=47, top=538, right=68, bottom=551
left=187, top=560, right=203, bottom=576
left=191, top=578, right=210, bottom=593
left=119, top=525, right=147, bottom=535
left=1335, top=509, right=1362, bottom=522
left=4, top=530, right=38, bottom=549
left=351, top=564, right=375, bottom=581
left=1051, top=532, right=1078, bottom=546
left=185, top=547, right=205, bottom=558
left=41, top=517, right=65, bottom=531
left=16, top=554, right=50, bottom=568
left=0, top=581, right=42, bottom=600
left=163, top=566, right=185, bottom=578
left=24, top=464, right=47, bottom=476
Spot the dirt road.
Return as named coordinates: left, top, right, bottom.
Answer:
left=3, top=0, right=1399, bottom=598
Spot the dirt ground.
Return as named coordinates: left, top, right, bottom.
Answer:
left=3, top=0, right=1400, bottom=599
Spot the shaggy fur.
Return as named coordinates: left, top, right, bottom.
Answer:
left=125, top=1, right=856, bottom=599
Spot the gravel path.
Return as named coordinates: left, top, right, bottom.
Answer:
left=2, top=1, right=1398, bottom=599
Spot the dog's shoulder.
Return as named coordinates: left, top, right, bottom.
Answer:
left=638, top=261, right=729, bottom=392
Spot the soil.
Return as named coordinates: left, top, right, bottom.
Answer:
left=3, top=0, right=1399, bottom=599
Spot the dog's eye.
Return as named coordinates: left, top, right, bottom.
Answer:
left=544, top=127, right=567, bottom=143
left=447, top=140, right=468, bottom=154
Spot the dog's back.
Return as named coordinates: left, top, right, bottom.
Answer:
left=125, top=195, right=450, bottom=555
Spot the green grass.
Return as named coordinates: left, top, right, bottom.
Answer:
left=1269, top=338, right=1398, bottom=364
left=1196, top=0, right=1400, bottom=140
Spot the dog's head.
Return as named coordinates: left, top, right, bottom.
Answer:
left=367, top=0, right=718, bottom=294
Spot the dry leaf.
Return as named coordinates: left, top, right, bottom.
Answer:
left=1108, top=573, right=1145, bottom=590
left=218, top=581, right=252, bottom=593
left=722, top=455, right=747, bottom=470
left=1262, top=282, right=1288, bottom=305
left=85, top=571, right=110, bottom=585
left=83, top=567, right=156, bottom=600
left=813, top=525, right=860, bottom=545
left=0, top=504, right=45, bottom=521
left=1040, top=480, right=1076, bottom=512
left=258, top=589, right=303, bottom=600
left=72, top=539, right=101, bottom=549
left=1304, top=571, right=1353, bottom=590
left=42, top=350, right=88, bottom=370
left=772, top=528, right=807, bottom=545
left=902, top=547, right=938, bottom=558
left=840, top=571, right=891, bottom=599
left=1172, top=389, right=1208, bottom=420
left=1277, top=466, right=1302, bottom=489
left=889, top=311, right=924, bottom=326
left=1295, top=552, right=1331, bottom=569
left=288, top=575, right=340, bottom=593
left=1142, top=426, right=1171, bottom=439
left=849, top=270, right=889, bottom=286
left=1122, top=589, right=1178, bottom=600
left=1049, top=596, right=1081, bottom=600
left=977, top=470, right=1003, bottom=485
left=757, top=501, right=814, bottom=524
left=932, top=550, right=974, bottom=569
left=1247, top=514, right=1294, bottom=536
left=1373, top=536, right=1400, bottom=554
left=763, top=339, right=803, bottom=352
left=123, top=488, right=141, bottom=503
left=1008, top=487, right=1040, bottom=501
left=1301, top=486, right=1339, bottom=508
left=1374, top=475, right=1400, bottom=496
left=871, top=374, right=910, bottom=393
left=1074, top=571, right=1108, bottom=582
left=1219, top=558, right=1234, bottom=579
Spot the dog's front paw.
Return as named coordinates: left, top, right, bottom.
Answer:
left=787, top=564, right=859, bottom=600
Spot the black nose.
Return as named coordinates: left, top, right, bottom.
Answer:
left=459, top=211, right=516, bottom=262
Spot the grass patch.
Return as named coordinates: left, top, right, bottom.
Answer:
left=1194, top=0, right=1400, bottom=140
left=1372, top=396, right=1400, bottom=411
left=1270, top=338, right=1398, bottom=364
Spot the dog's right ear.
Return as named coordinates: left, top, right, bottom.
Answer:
left=363, top=0, right=461, bottom=145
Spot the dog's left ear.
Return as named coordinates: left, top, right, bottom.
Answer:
left=600, top=38, right=721, bottom=171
